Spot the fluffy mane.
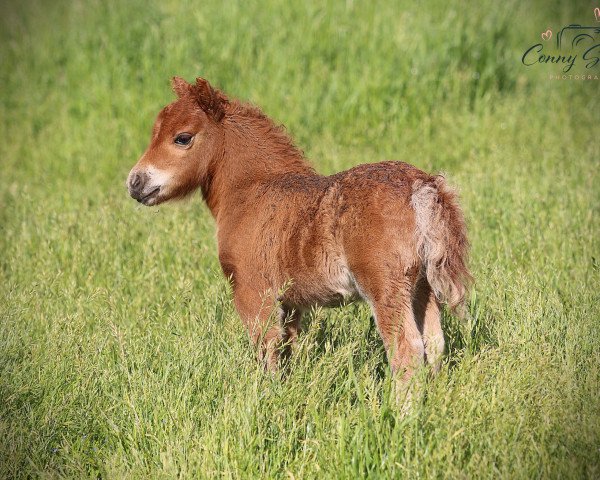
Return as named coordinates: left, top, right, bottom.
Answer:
left=222, top=96, right=313, bottom=172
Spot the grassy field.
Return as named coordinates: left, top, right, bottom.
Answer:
left=1, top=0, right=599, bottom=477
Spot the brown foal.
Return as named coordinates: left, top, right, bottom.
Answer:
left=127, top=76, right=471, bottom=385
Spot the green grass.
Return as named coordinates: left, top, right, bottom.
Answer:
left=1, top=0, right=599, bottom=477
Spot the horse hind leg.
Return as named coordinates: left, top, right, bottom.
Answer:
left=413, top=275, right=445, bottom=374
left=357, top=268, right=425, bottom=381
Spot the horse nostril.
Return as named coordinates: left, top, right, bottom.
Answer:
left=131, top=173, right=142, bottom=190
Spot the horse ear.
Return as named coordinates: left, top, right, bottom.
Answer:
left=171, top=76, right=193, bottom=98
left=194, top=77, right=226, bottom=122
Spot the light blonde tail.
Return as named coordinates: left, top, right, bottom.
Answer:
left=411, top=176, right=472, bottom=312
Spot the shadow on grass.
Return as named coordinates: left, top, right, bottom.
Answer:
left=297, top=303, right=389, bottom=383
left=292, top=291, right=496, bottom=381
left=442, top=292, right=497, bottom=370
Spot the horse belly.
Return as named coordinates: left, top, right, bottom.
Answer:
left=321, top=260, right=362, bottom=307
left=284, top=256, right=362, bottom=308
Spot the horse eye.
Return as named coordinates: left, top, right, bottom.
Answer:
left=174, top=133, right=193, bottom=146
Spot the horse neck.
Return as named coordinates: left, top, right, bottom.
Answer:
left=225, top=113, right=313, bottom=178
left=203, top=113, right=315, bottom=219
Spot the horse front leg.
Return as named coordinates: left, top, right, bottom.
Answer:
left=233, top=285, right=301, bottom=371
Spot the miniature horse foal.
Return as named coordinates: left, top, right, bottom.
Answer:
left=127, top=77, right=471, bottom=385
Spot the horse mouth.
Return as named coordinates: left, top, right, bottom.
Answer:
left=139, top=187, right=161, bottom=205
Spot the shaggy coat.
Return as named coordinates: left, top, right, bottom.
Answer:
left=127, top=77, right=472, bottom=381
